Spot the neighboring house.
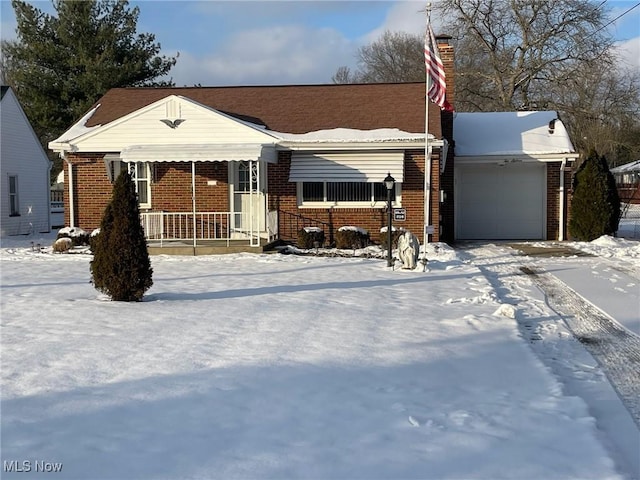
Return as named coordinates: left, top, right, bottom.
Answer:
left=0, top=86, right=52, bottom=236
left=50, top=170, right=65, bottom=228
left=453, top=111, right=579, bottom=241
left=611, top=160, right=640, bottom=204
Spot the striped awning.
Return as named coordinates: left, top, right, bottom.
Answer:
left=119, top=144, right=277, bottom=163
left=288, top=152, right=404, bottom=182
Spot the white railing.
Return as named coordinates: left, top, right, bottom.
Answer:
left=140, top=211, right=264, bottom=247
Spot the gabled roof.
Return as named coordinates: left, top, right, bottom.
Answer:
left=1, top=85, right=9, bottom=100
left=82, top=83, right=436, bottom=136
left=454, top=111, right=577, bottom=157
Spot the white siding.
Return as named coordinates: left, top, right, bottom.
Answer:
left=73, top=96, right=277, bottom=152
left=0, top=88, right=51, bottom=235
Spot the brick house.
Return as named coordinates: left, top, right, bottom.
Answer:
left=48, top=78, right=455, bottom=251
left=48, top=36, right=577, bottom=252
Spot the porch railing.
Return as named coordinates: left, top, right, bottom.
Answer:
left=277, top=209, right=334, bottom=245
left=140, top=211, right=265, bottom=247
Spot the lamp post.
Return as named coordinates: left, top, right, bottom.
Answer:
left=384, top=172, right=395, bottom=268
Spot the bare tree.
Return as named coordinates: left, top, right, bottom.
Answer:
left=330, top=1, right=640, bottom=164
left=436, top=0, right=640, bottom=163
left=333, top=31, right=424, bottom=83
left=435, top=0, right=615, bottom=110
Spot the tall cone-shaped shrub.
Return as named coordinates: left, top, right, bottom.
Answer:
left=91, top=171, right=153, bottom=301
left=569, top=151, right=621, bottom=241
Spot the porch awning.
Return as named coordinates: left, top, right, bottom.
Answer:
left=288, top=151, right=404, bottom=182
left=120, top=143, right=277, bottom=163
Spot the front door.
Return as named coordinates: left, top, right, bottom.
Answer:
left=230, top=161, right=265, bottom=240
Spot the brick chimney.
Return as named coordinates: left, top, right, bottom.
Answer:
left=435, top=34, right=454, bottom=109
left=434, top=34, right=455, bottom=244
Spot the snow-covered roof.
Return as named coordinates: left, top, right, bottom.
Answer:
left=454, top=111, right=576, bottom=157
left=273, top=128, right=427, bottom=144
left=49, top=105, right=101, bottom=146
left=610, top=160, right=640, bottom=174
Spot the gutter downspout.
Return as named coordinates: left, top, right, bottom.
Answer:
left=559, top=158, right=567, bottom=241
left=67, top=157, right=75, bottom=228
left=424, top=142, right=433, bottom=247
left=46, top=159, right=52, bottom=232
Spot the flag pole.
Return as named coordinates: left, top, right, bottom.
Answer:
left=423, top=2, right=432, bottom=254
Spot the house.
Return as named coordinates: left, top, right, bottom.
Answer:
left=453, top=111, right=579, bottom=241
left=48, top=36, right=578, bottom=252
left=611, top=160, right=640, bottom=205
left=48, top=79, right=455, bottom=253
left=1, top=86, right=52, bottom=236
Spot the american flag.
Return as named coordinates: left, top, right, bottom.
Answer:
left=424, top=23, right=452, bottom=112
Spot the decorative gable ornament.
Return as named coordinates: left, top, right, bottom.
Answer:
left=160, top=119, right=186, bottom=129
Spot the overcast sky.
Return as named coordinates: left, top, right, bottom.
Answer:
left=1, top=0, right=638, bottom=87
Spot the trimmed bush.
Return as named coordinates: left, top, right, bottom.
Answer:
left=56, top=226, right=90, bottom=247
left=569, top=151, right=621, bottom=241
left=90, top=171, right=153, bottom=301
left=297, top=226, right=325, bottom=249
left=335, top=226, right=369, bottom=249
left=379, top=226, right=405, bottom=250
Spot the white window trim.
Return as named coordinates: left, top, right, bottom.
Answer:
left=296, top=181, right=402, bottom=209
left=127, top=162, right=152, bottom=209
left=8, top=174, right=19, bottom=216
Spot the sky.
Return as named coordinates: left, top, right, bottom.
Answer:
left=0, top=0, right=639, bottom=86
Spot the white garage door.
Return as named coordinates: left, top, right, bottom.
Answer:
left=456, top=162, right=546, bottom=240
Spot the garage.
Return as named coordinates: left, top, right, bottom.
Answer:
left=455, top=161, right=546, bottom=240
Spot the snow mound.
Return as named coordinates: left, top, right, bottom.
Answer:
left=493, top=303, right=517, bottom=319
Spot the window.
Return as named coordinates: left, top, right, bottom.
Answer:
left=237, top=161, right=258, bottom=192
left=8, top=175, right=19, bottom=216
left=128, top=162, right=151, bottom=208
left=299, top=181, right=399, bottom=207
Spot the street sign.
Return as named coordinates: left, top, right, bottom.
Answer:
left=393, top=208, right=406, bottom=221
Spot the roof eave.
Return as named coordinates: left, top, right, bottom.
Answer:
left=455, top=152, right=579, bottom=163
left=277, top=139, right=444, bottom=151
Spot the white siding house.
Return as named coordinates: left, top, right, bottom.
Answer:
left=1, top=86, right=52, bottom=236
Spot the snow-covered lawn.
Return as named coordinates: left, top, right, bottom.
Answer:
left=1, top=234, right=638, bottom=479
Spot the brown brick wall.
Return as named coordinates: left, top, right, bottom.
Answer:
left=151, top=162, right=230, bottom=212
left=65, top=156, right=232, bottom=231
left=269, top=150, right=438, bottom=244
left=65, top=154, right=113, bottom=230
left=66, top=149, right=440, bottom=244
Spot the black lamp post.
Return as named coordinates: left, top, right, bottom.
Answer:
left=384, top=172, right=395, bottom=267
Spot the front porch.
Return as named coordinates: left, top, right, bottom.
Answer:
left=140, top=210, right=278, bottom=253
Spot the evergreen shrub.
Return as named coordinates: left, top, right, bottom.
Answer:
left=90, top=172, right=153, bottom=301
left=569, top=151, right=621, bottom=241
left=335, top=226, right=369, bottom=249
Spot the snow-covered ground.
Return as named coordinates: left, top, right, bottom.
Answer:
left=1, top=233, right=639, bottom=479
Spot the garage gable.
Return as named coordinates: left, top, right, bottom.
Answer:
left=454, top=111, right=575, bottom=157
